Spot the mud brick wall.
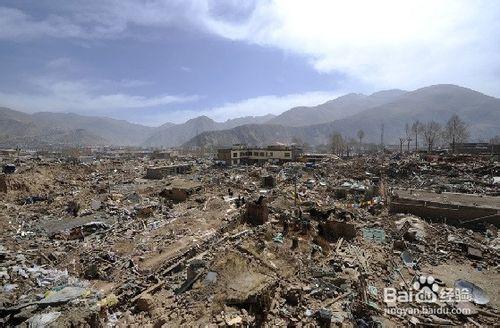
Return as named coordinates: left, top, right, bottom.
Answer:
left=246, top=199, right=269, bottom=225
left=390, top=198, right=500, bottom=227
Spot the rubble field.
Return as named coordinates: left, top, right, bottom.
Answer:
left=0, top=152, right=499, bottom=327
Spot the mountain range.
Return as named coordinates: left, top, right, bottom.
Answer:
left=143, top=114, right=275, bottom=147
left=185, top=85, right=500, bottom=148
left=266, top=89, right=407, bottom=126
left=0, top=84, right=499, bottom=149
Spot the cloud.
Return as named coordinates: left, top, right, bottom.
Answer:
left=2, top=1, right=500, bottom=103
left=0, top=1, right=206, bottom=40
left=0, top=7, right=87, bottom=39
left=200, top=1, right=500, bottom=94
left=0, top=77, right=198, bottom=113
left=43, top=57, right=152, bottom=88
left=45, top=57, right=74, bottom=70
left=2, top=1, right=499, bottom=95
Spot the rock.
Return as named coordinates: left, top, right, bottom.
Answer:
left=13, top=304, right=38, bottom=322
left=84, top=263, right=100, bottom=279
left=225, top=316, right=242, bottom=326
left=204, top=271, right=218, bottom=285
left=91, top=199, right=102, bottom=211
left=38, top=286, right=86, bottom=305
left=2, top=283, right=18, bottom=293
left=467, top=246, right=483, bottom=260
left=153, top=316, right=167, bottom=328
left=136, top=293, right=155, bottom=313
left=409, top=316, right=420, bottom=325
left=26, top=311, right=61, bottom=327
left=66, top=200, right=80, bottom=217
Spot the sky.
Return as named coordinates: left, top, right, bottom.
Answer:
left=0, top=0, right=499, bottom=126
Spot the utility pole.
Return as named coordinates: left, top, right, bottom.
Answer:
left=380, top=123, right=385, bottom=149
left=294, top=168, right=298, bottom=207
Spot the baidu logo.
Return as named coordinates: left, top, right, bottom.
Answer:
left=412, top=275, right=439, bottom=302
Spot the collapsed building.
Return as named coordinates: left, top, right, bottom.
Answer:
left=0, top=148, right=499, bottom=327
left=390, top=189, right=500, bottom=228
left=454, top=142, right=500, bottom=156
left=245, top=196, right=269, bottom=225
left=150, top=151, right=171, bottom=160
left=145, top=163, right=192, bottom=179
left=160, top=179, right=202, bottom=202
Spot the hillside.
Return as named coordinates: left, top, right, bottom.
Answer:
left=142, top=114, right=276, bottom=147
left=0, top=107, right=153, bottom=148
left=31, top=112, right=155, bottom=146
left=2, top=84, right=499, bottom=149
left=267, top=89, right=406, bottom=126
left=0, top=107, right=276, bottom=149
left=184, top=85, right=500, bottom=148
left=183, top=123, right=335, bottom=148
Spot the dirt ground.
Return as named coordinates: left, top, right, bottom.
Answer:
left=1, top=152, right=499, bottom=327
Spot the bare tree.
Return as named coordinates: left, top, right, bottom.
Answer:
left=330, top=133, right=344, bottom=156
left=399, top=137, right=405, bottom=153
left=357, top=129, right=365, bottom=144
left=356, top=129, right=365, bottom=154
left=345, top=137, right=358, bottom=157
left=380, top=123, right=385, bottom=148
left=405, top=123, right=412, bottom=151
left=445, top=114, right=469, bottom=153
left=411, top=121, right=423, bottom=151
left=422, top=121, right=442, bottom=152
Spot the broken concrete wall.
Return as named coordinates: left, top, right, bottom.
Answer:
left=145, top=164, right=192, bottom=179
left=390, top=198, right=500, bottom=227
left=150, top=151, right=171, bottom=160
left=246, top=197, right=269, bottom=225
left=160, top=180, right=202, bottom=202
left=161, top=188, right=190, bottom=202
left=145, top=167, right=165, bottom=179
left=318, top=220, right=356, bottom=241
left=261, top=175, right=276, bottom=188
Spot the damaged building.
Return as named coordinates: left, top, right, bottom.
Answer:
left=390, top=189, right=500, bottom=228
left=160, top=179, right=202, bottom=202
left=217, top=144, right=303, bottom=165
left=145, top=163, right=192, bottom=179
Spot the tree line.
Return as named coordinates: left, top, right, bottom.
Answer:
left=329, top=114, right=473, bottom=155
left=410, top=114, right=469, bottom=152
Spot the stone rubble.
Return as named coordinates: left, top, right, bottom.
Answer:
left=0, top=150, right=499, bottom=327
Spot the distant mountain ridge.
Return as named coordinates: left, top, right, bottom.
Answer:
left=184, top=84, right=500, bottom=147
left=0, top=108, right=275, bottom=148
left=1, top=84, right=499, bottom=149
left=267, top=89, right=407, bottom=126
left=0, top=108, right=153, bottom=148
left=142, top=114, right=276, bottom=147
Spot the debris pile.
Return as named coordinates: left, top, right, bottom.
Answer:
left=0, top=151, right=498, bottom=326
